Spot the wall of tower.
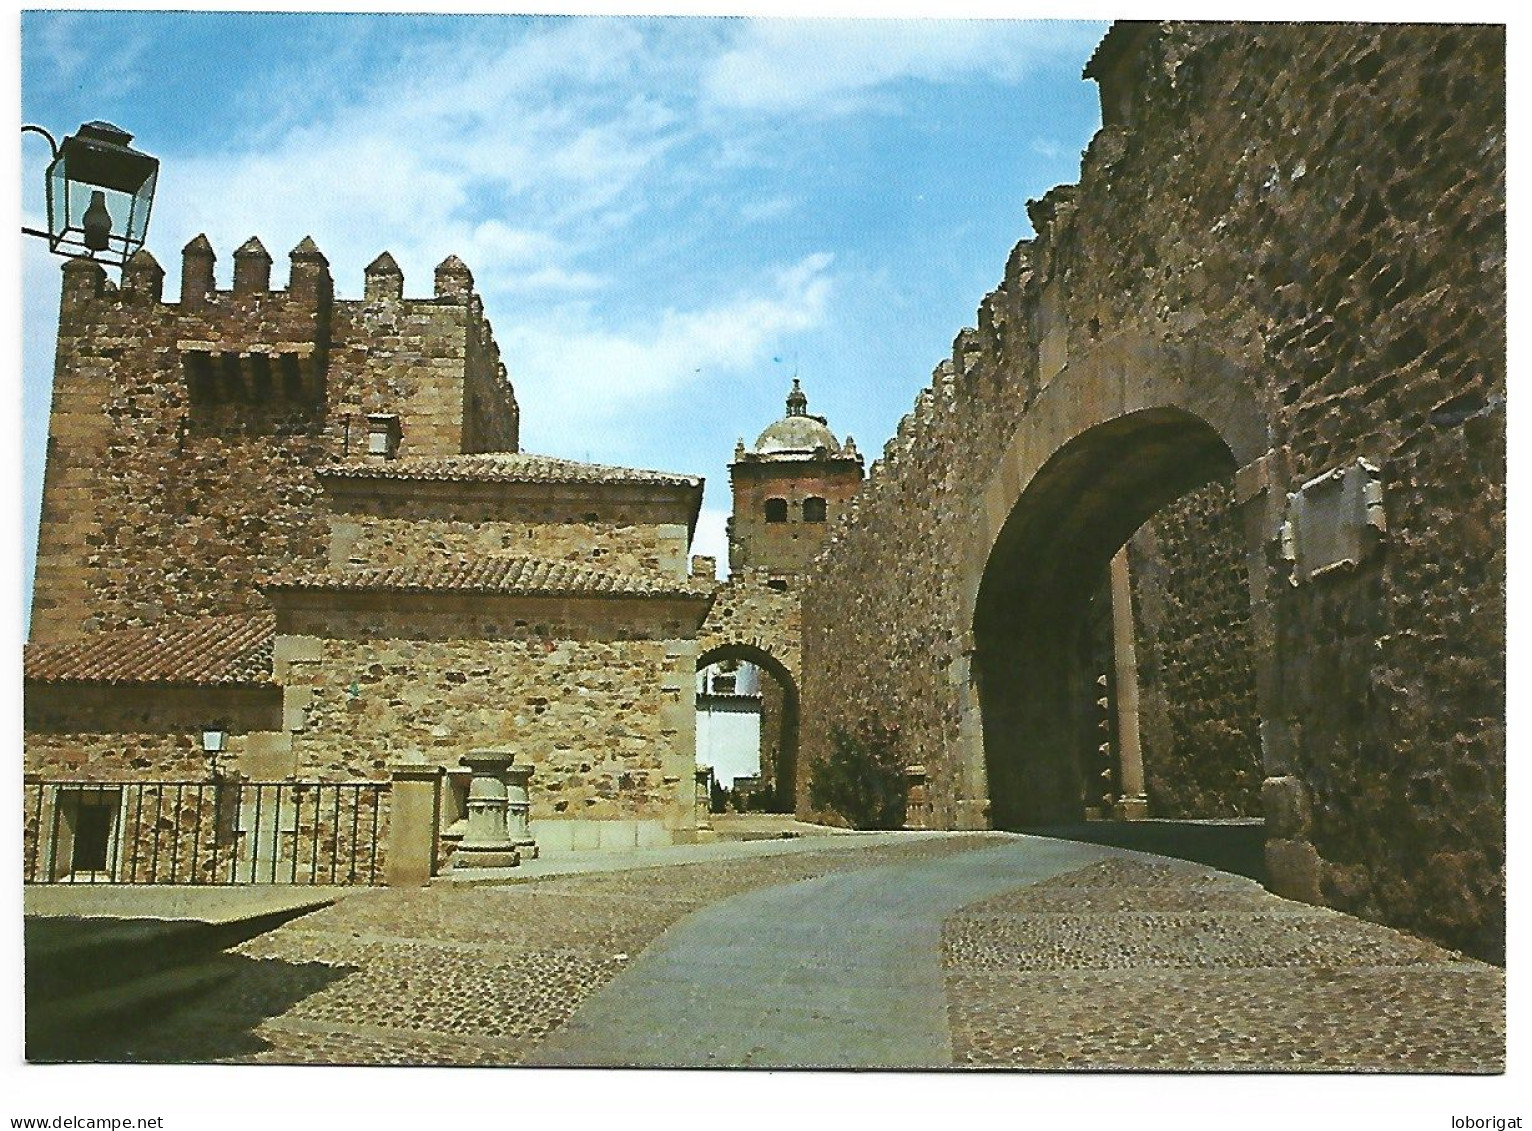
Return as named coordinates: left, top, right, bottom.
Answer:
left=1129, top=482, right=1263, bottom=818
left=728, top=460, right=863, bottom=576
left=30, top=240, right=519, bottom=641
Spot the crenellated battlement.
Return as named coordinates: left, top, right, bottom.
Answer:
left=37, top=233, right=522, bottom=640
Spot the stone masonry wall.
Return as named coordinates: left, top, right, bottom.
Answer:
left=274, top=594, right=701, bottom=836
left=802, top=24, right=1504, bottom=959
left=24, top=685, right=283, bottom=779
left=31, top=241, right=517, bottom=640
left=1129, top=481, right=1262, bottom=818
left=327, top=494, right=690, bottom=578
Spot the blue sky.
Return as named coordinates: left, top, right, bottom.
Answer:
left=19, top=12, right=1107, bottom=602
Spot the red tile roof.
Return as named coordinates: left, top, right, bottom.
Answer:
left=25, top=613, right=275, bottom=686
left=317, top=451, right=702, bottom=488
left=263, top=556, right=711, bottom=600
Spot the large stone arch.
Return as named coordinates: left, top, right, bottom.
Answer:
left=954, top=333, right=1274, bottom=829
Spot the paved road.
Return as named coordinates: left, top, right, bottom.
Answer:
left=526, top=835, right=1119, bottom=1068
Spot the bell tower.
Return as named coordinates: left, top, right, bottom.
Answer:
left=727, top=379, right=864, bottom=579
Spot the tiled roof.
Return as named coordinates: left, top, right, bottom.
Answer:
left=264, top=556, right=711, bottom=600
left=317, top=451, right=702, bottom=488
left=25, top=613, right=275, bottom=686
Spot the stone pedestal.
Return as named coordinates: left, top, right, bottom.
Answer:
left=451, top=750, right=521, bottom=869
left=505, top=763, right=539, bottom=860
left=1113, top=795, right=1149, bottom=820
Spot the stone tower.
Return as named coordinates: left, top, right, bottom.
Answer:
left=727, top=379, right=864, bottom=578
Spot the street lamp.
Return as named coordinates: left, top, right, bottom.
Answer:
left=201, top=726, right=227, bottom=780
left=22, top=121, right=159, bottom=269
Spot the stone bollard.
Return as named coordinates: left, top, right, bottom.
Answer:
left=386, top=764, right=444, bottom=887
left=451, top=750, right=521, bottom=869
left=505, top=763, right=539, bottom=860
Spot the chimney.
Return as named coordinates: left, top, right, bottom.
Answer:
left=366, top=413, right=402, bottom=460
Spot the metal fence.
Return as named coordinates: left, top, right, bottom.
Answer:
left=23, top=779, right=388, bottom=886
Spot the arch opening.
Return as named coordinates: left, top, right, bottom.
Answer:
left=695, top=643, right=799, bottom=814
left=974, top=406, right=1262, bottom=835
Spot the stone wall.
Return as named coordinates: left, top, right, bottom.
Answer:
left=273, top=591, right=702, bottom=844
left=31, top=239, right=517, bottom=640
left=23, top=684, right=283, bottom=778
left=326, top=491, right=690, bottom=578
left=22, top=683, right=388, bottom=885
left=802, top=23, right=1504, bottom=960
left=1129, top=481, right=1262, bottom=817
left=698, top=569, right=802, bottom=685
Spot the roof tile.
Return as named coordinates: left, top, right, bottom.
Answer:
left=317, top=451, right=701, bottom=489
left=264, top=556, right=710, bottom=600
left=25, top=614, right=275, bottom=686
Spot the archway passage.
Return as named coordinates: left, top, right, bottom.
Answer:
left=695, top=643, right=799, bottom=814
left=974, top=406, right=1252, bottom=831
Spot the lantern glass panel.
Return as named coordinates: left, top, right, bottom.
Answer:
left=43, top=124, right=159, bottom=266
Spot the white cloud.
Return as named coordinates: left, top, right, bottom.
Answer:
left=702, top=19, right=1096, bottom=115
left=512, top=252, right=835, bottom=449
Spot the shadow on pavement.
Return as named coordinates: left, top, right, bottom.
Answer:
left=1017, top=819, right=1267, bottom=883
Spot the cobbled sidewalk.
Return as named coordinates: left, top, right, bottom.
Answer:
left=942, top=856, right=1504, bottom=1071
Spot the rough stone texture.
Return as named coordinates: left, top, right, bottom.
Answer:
left=943, top=858, right=1502, bottom=1071
left=1129, top=480, right=1262, bottom=817
left=801, top=23, right=1504, bottom=960
left=32, top=242, right=518, bottom=641
left=24, top=685, right=282, bottom=779
left=327, top=499, right=687, bottom=578
left=273, top=600, right=699, bottom=831
left=698, top=570, right=801, bottom=685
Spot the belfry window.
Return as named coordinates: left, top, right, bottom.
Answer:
left=764, top=498, right=788, bottom=523
left=803, top=497, right=827, bottom=523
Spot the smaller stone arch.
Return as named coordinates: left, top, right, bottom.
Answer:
left=695, top=640, right=800, bottom=813
left=696, top=575, right=805, bottom=812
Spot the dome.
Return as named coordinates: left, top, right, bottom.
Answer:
left=754, top=414, right=840, bottom=455
left=749, top=379, right=844, bottom=457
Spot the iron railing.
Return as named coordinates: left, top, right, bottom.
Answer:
left=23, top=779, right=387, bottom=886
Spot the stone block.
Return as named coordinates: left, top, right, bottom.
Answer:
left=1261, top=775, right=1311, bottom=839
left=1265, top=838, right=1324, bottom=906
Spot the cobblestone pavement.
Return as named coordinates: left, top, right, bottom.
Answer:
left=100, top=835, right=1504, bottom=1071
left=108, top=833, right=990, bottom=1065
left=942, top=857, right=1505, bottom=1072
